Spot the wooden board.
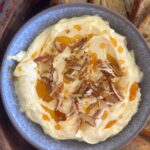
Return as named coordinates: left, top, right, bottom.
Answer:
left=0, top=0, right=149, bottom=150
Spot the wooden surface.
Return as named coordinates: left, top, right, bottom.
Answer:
left=0, top=0, right=150, bottom=150
left=0, top=1, right=49, bottom=150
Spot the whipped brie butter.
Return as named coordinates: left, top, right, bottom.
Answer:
left=11, top=16, right=142, bottom=144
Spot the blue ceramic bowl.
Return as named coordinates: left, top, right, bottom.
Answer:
left=1, top=3, right=150, bottom=150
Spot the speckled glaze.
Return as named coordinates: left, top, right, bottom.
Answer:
left=1, top=3, right=150, bottom=150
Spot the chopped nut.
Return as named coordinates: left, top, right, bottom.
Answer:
left=110, top=63, right=123, bottom=77
left=71, top=37, right=87, bottom=51
left=56, top=97, right=63, bottom=111
left=75, top=119, right=82, bottom=133
left=92, top=109, right=102, bottom=119
left=50, top=82, right=64, bottom=97
left=34, top=54, right=53, bottom=63
left=106, top=102, right=115, bottom=107
left=129, top=82, right=139, bottom=101
left=68, top=99, right=79, bottom=116
left=98, top=60, right=116, bottom=78
left=86, top=89, right=93, bottom=96
left=85, top=102, right=98, bottom=114
left=79, top=112, right=96, bottom=127
left=54, top=41, right=64, bottom=52
left=78, top=65, right=88, bottom=80
left=74, top=80, right=89, bottom=95
left=110, top=83, right=123, bottom=101
left=64, top=56, right=82, bottom=82
left=65, top=56, right=81, bottom=67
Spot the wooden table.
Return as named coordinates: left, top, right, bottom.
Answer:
left=0, top=0, right=150, bottom=150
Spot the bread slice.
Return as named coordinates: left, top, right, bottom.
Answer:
left=49, top=0, right=87, bottom=6
left=90, top=0, right=136, bottom=19
left=99, top=0, right=108, bottom=7
left=124, top=0, right=134, bottom=17
left=140, top=120, right=150, bottom=138
left=98, top=0, right=127, bottom=17
left=62, top=0, right=87, bottom=3
left=123, top=135, right=150, bottom=150
left=130, top=0, right=150, bottom=26
left=89, top=0, right=100, bottom=4
left=138, top=12, right=150, bottom=46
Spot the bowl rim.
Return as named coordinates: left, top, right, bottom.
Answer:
left=1, top=3, right=150, bottom=150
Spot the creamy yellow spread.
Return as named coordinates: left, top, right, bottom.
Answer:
left=12, top=16, right=142, bottom=144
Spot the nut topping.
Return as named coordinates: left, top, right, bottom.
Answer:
left=35, top=35, right=125, bottom=127
left=34, top=54, right=53, bottom=63
left=50, top=82, right=64, bottom=98
left=79, top=112, right=96, bottom=127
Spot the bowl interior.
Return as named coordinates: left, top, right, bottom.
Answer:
left=1, top=3, right=150, bottom=150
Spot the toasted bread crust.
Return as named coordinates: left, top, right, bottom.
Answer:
left=50, top=0, right=87, bottom=6
left=138, top=11, right=150, bottom=46
left=124, top=0, right=134, bottom=18
left=140, top=129, right=150, bottom=138
left=94, top=0, right=128, bottom=17
left=138, top=11, right=150, bottom=28
left=129, top=0, right=144, bottom=23
left=88, top=0, right=100, bottom=4
left=140, top=120, right=150, bottom=138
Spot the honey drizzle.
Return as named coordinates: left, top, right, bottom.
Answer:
left=36, top=79, right=53, bottom=102
left=101, top=111, right=108, bottom=120
left=54, top=34, right=93, bottom=51
left=129, top=82, right=139, bottom=101
left=55, top=124, right=61, bottom=130
left=105, top=120, right=117, bottom=129
left=87, top=50, right=98, bottom=72
left=74, top=25, right=81, bottom=31
left=42, top=105, right=66, bottom=122
left=42, top=114, right=50, bottom=121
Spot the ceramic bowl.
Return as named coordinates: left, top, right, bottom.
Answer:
left=1, top=3, right=150, bottom=150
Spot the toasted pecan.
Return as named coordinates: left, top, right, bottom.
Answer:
left=92, top=109, right=102, bottom=119
left=71, top=37, right=87, bottom=51
left=110, top=82, right=124, bottom=101
left=54, top=41, right=65, bottom=52
left=56, top=97, right=63, bottom=111
left=50, top=82, right=64, bottom=97
left=34, top=54, right=53, bottom=63
left=68, top=98, right=79, bottom=116
left=129, top=0, right=144, bottom=24
left=79, top=112, right=96, bottom=127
